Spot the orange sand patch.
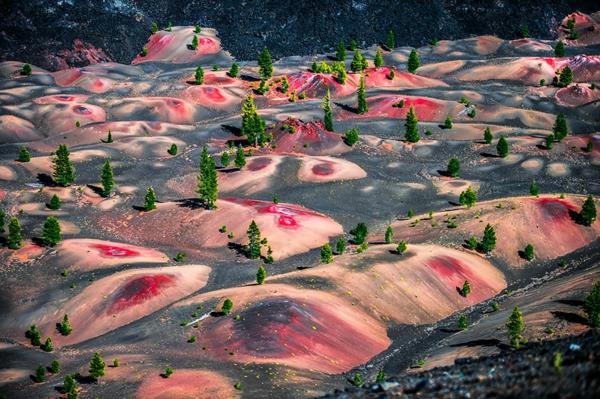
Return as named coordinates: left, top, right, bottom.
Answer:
left=546, top=162, right=570, bottom=177
left=175, top=283, right=390, bottom=374
left=297, top=155, right=366, bottom=182
left=33, top=265, right=210, bottom=346
left=555, top=84, right=600, bottom=107
left=6, top=241, right=44, bottom=264
left=136, top=369, right=239, bottom=399
left=417, top=60, right=466, bottom=79
left=390, top=195, right=600, bottom=266
left=275, top=244, right=506, bottom=324
left=100, top=199, right=343, bottom=260
left=57, top=238, right=169, bottom=270
left=432, top=177, right=480, bottom=197
left=520, top=158, right=544, bottom=173
left=132, top=27, right=224, bottom=64
left=0, top=165, right=17, bottom=181
left=0, top=368, right=30, bottom=385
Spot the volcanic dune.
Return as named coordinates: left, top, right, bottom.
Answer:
left=99, top=198, right=343, bottom=260
left=136, top=369, right=239, bottom=399
left=175, top=283, right=390, bottom=374
left=26, top=265, right=211, bottom=346
left=267, top=119, right=349, bottom=155
left=389, top=195, right=600, bottom=266
left=57, top=238, right=170, bottom=270
left=296, top=155, right=367, bottom=182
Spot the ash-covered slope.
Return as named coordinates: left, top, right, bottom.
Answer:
left=1, top=0, right=599, bottom=70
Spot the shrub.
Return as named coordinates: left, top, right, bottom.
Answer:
left=194, top=66, right=204, bottom=85
left=497, top=136, right=509, bottom=158
left=58, top=314, right=72, bottom=336
left=167, top=143, right=178, bottom=155
left=374, top=48, right=384, bottom=67
left=481, top=224, right=496, bottom=253
left=235, top=145, right=246, bottom=169
left=484, top=127, right=493, bottom=144
left=191, top=35, right=198, bottom=50
left=220, top=151, right=230, bottom=168
left=163, top=367, right=174, bottom=378
left=352, top=373, right=364, bottom=387
left=376, top=369, right=385, bottom=383
left=195, top=25, right=201, bottom=33
left=444, top=116, right=453, bottom=129
left=49, top=194, right=61, bottom=210
left=26, top=324, right=42, bottom=346
left=546, top=134, right=554, bottom=150
left=174, top=252, right=186, bottom=262
left=336, top=238, right=346, bottom=254
left=384, top=226, right=393, bottom=244
left=35, top=365, right=46, bottom=382
left=344, top=128, right=360, bottom=146
left=467, top=236, right=478, bottom=250
left=459, top=186, right=477, bottom=208
left=387, top=30, right=395, bottom=49
left=506, top=306, right=525, bottom=348
left=540, top=79, right=545, bottom=86
left=21, top=63, right=33, bottom=76
left=50, top=360, right=61, bottom=373
left=7, top=216, right=22, bottom=249
left=387, top=69, right=395, bottom=80
left=584, top=281, right=600, bottom=327
left=529, top=181, right=539, bottom=197
left=558, top=66, right=573, bottom=87
left=459, top=280, right=471, bottom=297
left=113, top=359, right=120, bottom=367
left=140, top=47, right=148, bottom=57
left=18, top=147, right=31, bottom=162
left=336, top=41, right=346, bottom=61
left=151, top=22, right=158, bottom=33
left=144, top=187, right=157, bottom=211
left=458, top=314, right=468, bottom=330
left=41, top=337, right=53, bottom=352
left=256, top=265, right=267, bottom=284
left=579, top=195, right=596, bottom=226
left=320, top=243, right=334, bottom=263
left=229, top=62, right=240, bottom=78
left=553, top=113, right=568, bottom=142
left=520, top=25, right=529, bottom=38
left=396, top=240, right=407, bottom=254
left=523, top=244, right=535, bottom=261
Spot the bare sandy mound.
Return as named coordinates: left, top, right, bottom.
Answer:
left=555, top=84, right=600, bottom=107
left=424, top=36, right=504, bottom=58
left=111, top=136, right=187, bottom=158
left=297, top=155, right=367, bottom=182
left=266, top=118, right=350, bottom=156
left=0, top=115, right=39, bottom=143
left=109, top=97, right=200, bottom=124
left=131, top=27, right=228, bottom=64
left=287, top=71, right=357, bottom=98
left=390, top=195, right=600, bottom=266
left=276, top=244, right=505, bottom=324
left=99, top=199, right=343, bottom=260
left=558, top=11, right=600, bottom=46
left=30, top=265, right=210, bottom=346
left=136, top=369, right=239, bottom=399
left=20, top=149, right=109, bottom=176
left=508, top=39, right=553, bottom=53
left=57, top=238, right=169, bottom=271
left=29, top=121, right=195, bottom=153
left=175, top=283, right=390, bottom=374
left=431, top=177, right=480, bottom=197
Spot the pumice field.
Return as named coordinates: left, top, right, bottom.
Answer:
left=0, top=2, right=599, bottom=399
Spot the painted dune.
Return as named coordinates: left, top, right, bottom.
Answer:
left=267, top=119, right=349, bottom=155
left=99, top=198, right=343, bottom=260
left=136, top=369, right=239, bottom=399
left=27, top=265, right=211, bottom=346
left=57, top=238, right=170, bottom=270
left=297, top=155, right=367, bottom=182
left=175, top=284, right=390, bottom=374
left=390, top=195, right=600, bottom=266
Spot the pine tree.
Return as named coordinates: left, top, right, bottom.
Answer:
left=168, top=143, right=178, bottom=155
left=336, top=66, right=347, bottom=84
left=444, top=116, right=453, bottom=129
left=387, top=30, right=395, bottom=49
left=458, top=314, right=468, bottom=330
left=357, top=74, right=368, bottom=114
left=59, top=314, right=73, bottom=336
left=35, top=365, right=46, bottom=382
left=336, top=238, right=346, bottom=254
left=50, top=360, right=61, bottom=373
left=529, top=181, right=539, bottom=196
left=106, top=130, right=113, bottom=143
left=281, top=76, right=289, bottom=93
left=49, top=194, right=61, bottom=210
left=151, top=22, right=158, bottom=33
left=246, top=220, right=262, bottom=259
left=166, top=21, right=172, bottom=32
left=460, top=280, right=471, bottom=297
left=195, top=25, right=201, bottom=33
left=0, top=208, right=4, bottom=234
left=344, top=128, right=360, bottom=146
left=546, top=134, right=554, bottom=149
left=229, top=62, right=240, bottom=78
left=349, top=39, right=357, bottom=51
left=258, top=47, right=273, bottom=80
left=350, top=223, right=368, bottom=244
left=64, top=375, right=77, bottom=396
left=584, top=281, right=600, bottom=327
left=7, top=216, right=22, bottom=249
left=351, top=50, right=365, bottom=73
left=554, top=40, right=565, bottom=57
left=481, top=224, right=496, bottom=253
left=384, top=226, right=393, bottom=244
left=220, top=151, right=230, bottom=167
left=404, top=106, right=420, bottom=143
left=256, top=265, right=267, bottom=285
left=144, top=187, right=157, bottom=211
left=352, top=373, right=364, bottom=387
left=42, top=216, right=61, bottom=246
left=407, top=49, right=420, bottom=73
left=100, top=160, right=114, bottom=197
left=374, top=48, right=384, bottom=68
left=89, top=352, right=106, bottom=380
left=52, top=144, right=75, bottom=186
left=234, top=145, right=246, bottom=169
left=222, top=299, right=233, bottom=315
left=320, top=243, right=333, bottom=263
left=447, top=158, right=460, bottom=178
left=323, top=89, right=333, bottom=131
left=580, top=195, right=596, bottom=226
left=523, top=244, right=535, bottom=261
left=396, top=240, right=407, bottom=254
left=18, top=147, right=31, bottom=162
left=484, top=127, right=493, bottom=144
left=459, top=186, right=478, bottom=208
left=194, top=66, right=204, bottom=85
left=196, top=146, right=218, bottom=209
left=191, top=35, right=199, bottom=50
left=27, top=324, right=42, bottom=346
left=241, top=95, right=267, bottom=146
left=506, top=306, right=525, bottom=349
left=497, top=136, right=509, bottom=158
left=336, top=41, right=346, bottom=61
left=552, top=113, right=568, bottom=142
left=41, top=337, right=53, bottom=352
left=376, top=369, right=386, bottom=384
left=558, top=66, right=573, bottom=87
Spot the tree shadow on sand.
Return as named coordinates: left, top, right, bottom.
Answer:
left=334, top=102, right=358, bottom=114
left=551, top=310, right=588, bottom=325
left=36, top=173, right=56, bottom=187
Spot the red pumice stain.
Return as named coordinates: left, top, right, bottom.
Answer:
left=534, top=198, right=578, bottom=223
left=426, top=255, right=492, bottom=302
left=312, top=162, right=335, bottom=176
left=108, top=274, right=174, bottom=313
left=201, top=86, right=226, bottom=102
left=246, top=157, right=273, bottom=171
left=72, top=105, right=92, bottom=115
left=91, top=244, right=141, bottom=257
